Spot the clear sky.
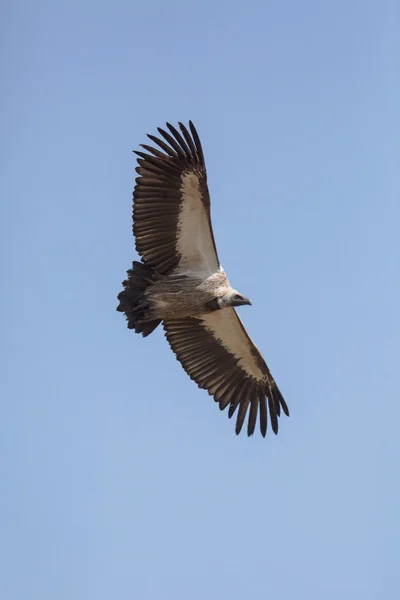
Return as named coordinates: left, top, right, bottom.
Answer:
left=1, top=1, right=399, bottom=599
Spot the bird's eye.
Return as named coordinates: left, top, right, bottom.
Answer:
left=234, top=294, right=242, bottom=300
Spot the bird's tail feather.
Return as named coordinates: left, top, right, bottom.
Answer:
left=117, top=261, right=161, bottom=337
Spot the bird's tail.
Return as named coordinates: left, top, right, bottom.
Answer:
left=117, top=261, right=161, bottom=337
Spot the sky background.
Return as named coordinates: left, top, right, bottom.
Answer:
left=1, top=1, right=399, bottom=598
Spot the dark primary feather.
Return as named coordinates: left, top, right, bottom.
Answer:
left=132, top=121, right=218, bottom=276
left=163, top=315, right=289, bottom=437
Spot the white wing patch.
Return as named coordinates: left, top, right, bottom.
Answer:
left=201, top=309, right=265, bottom=381
left=175, top=172, right=220, bottom=278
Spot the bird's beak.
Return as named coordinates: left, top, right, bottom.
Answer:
left=243, top=297, right=252, bottom=306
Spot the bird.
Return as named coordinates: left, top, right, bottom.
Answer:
left=117, top=121, right=289, bottom=437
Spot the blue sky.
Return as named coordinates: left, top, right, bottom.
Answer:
left=1, top=1, right=399, bottom=598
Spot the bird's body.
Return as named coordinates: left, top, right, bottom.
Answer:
left=117, top=121, right=289, bottom=436
left=142, top=268, right=230, bottom=320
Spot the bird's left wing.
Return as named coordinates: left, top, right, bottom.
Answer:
left=163, top=309, right=289, bottom=436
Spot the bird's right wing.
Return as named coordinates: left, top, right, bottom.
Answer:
left=133, top=121, right=220, bottom=277
left=163, top=309, right=289, bottom=437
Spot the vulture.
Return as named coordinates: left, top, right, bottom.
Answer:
left=117, top=121, right=289, bottom=437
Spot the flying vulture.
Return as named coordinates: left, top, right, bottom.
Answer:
left=117, top=121, right=289, bottom=437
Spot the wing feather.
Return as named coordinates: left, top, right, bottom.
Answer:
left=163, top=310, right=288, bottom=437
left=133, top=121, right=220, bottom=276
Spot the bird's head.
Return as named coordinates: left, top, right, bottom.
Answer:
left=220, top=290, right=252, bottom=309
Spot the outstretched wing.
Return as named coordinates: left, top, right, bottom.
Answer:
left=163, top=309, right=289, bottom=437
left=133, top=121, right=220, bottom=277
